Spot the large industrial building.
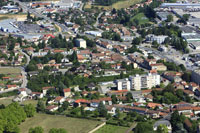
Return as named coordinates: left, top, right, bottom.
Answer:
left=161, top=3, right=200, bottom=9
left=0, top=19, right=19, bottom=33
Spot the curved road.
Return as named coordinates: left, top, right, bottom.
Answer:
left=0, top=50, right=30, bottom=94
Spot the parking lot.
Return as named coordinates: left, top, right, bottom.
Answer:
left=15, top=21, right=43, bottom=33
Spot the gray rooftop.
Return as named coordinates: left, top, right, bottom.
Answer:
left=0, top=19, right=19, bottom=33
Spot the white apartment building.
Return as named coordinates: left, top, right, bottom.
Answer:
left=146, top=34, right=168, bottom=44
left=129, top=74, right=160, bottom=90
left=116, top=78, right=131, bottom=91
left=75, top=38, right=87, bottom=49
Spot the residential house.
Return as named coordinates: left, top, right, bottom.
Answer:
left=6, top=85, right=18, bottom=90
left=193, top=106, right=200, bottom=115
left=42, top=86, right=54, bottom=96
left=46, top=105, right=58, bottom=112
left=146, top=110, right=160, bottom=118
left=63, top=88, right=71, bottom=97
left=54, top=96, right=65, bottom=104
left=150, top=63, right=167, bottom=71
left=189, top=82, right=199, bottom=92
left=74, top=99, right=90, bottom=107
left=31, top=92, right=44, bottom=99
left=106, top=105, right=116, bottom=115
left=183, top=89, right=194, bottom=98
left=147, top=102, right=163, bottom=109
left=163, top=72, right=183, bottom=82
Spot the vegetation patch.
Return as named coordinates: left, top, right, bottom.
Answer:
left=131, top=13, right=149, bottom=25
left=0, top=67, right=21, bottom=74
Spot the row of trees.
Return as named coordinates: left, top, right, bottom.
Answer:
left=29, top=127, right=67, bottom=133
left=152, top=84, right=192, bottom=104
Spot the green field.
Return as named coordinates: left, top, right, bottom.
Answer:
left=95, top=124, right=129, bottom=133
left=131, top=13, right=149, bottom=25
left=85, top=0, right=142, bottom=10
left=0, top=97, right=13, bottom=106
left=19, top=113, right=103, bottom=133
left=0, top=68, right=21, bottom=74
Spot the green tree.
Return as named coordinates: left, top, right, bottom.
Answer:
left=157, top=124, right=168, bottom=133
left=98, top=101, right=107, bottom=117
left=166, top=15, right=173, bottom=22
left=126, top=92, right=133, bottom=102
left=29, top=126, right=44, bottom=133
left=24, top=104, right=36, bottom=117
left=36, top=100, right=45, bottom=112
left=132, top=37, right=142, bottom=45
left=134, top=122, right=153, bottom=133
left=182, top=72, right=191, bottom=82
left=111, top=95, right=118, bottom=104
left=49, top=128, right=67, bottom=133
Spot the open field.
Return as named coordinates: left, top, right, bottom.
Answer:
left=19, top=113, right=103, bottom=133
left=112, top=0, right=141, bottom=9
left=21, top=99, right=38, bottom=107
left=84, top=0, right=142, bottom=10
left=94, top=124, right=129, bottom=133
left=0, top=97, right=13, bottom=106
left=0, top=14, right=34, bottom=21
left=131, top=13, right=149, bottom=25
left=0, top=67, right=21, bottom=74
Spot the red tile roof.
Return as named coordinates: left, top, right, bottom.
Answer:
left=46, top=105, right=58, bottom=110
left=55, top=96, right=64, bottom=101
left=42, top=86, right=54, bottom=90
left=63, top=88, right=71, bottom=92
left=6, top=85, right=17, bottom=88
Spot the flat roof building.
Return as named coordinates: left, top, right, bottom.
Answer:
left=75, top=38, right=87, bottom=49
left=156, top=12, right=170, bottom=21
left=0, top=19, right=19, bottom=33
left=161, top=3, right=200, bottom=9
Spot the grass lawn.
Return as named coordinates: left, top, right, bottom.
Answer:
left=0, top=97, right=13, bottom=106
left=0, top=68, right=21, bottom=74
left=131, top=13, right=149, bottom=25
left=112, top=0, right=141, bottom=9
left=19, top=113, right=103, bottom=133
left=94, top=124, right=129, bottom=133
left=84, top=0, right=142, bottom=10
left=21, top=99, right=38, bottom=107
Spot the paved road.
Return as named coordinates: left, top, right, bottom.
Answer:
left=0, top=51, right=30, bottom=94
left=94, top=12, right=103, bottom=32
